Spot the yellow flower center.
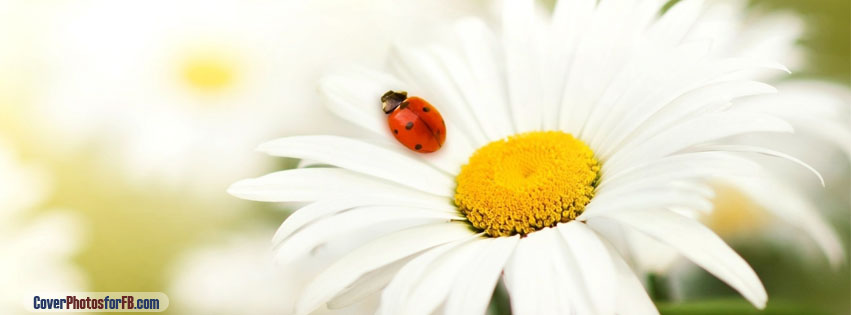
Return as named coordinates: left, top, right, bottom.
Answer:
left=181, top=53, right=238, bottom=93
left=454, top=131, right=600, bottom=237
left=706, top=184, right=767, bottom=237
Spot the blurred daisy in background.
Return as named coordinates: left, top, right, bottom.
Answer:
left=716, top=81, right=849, bottom=257
left=621, top=0, right=848, bottom=280
left=168, top=228, right=378, bottom=315
left=25, top=0, right=484, bottom=194
left=0, top=139, right=86, bottom=314
left=0, top=0, right=490, bottom=304
left=653, top=80, right=850, bottom=304
left=227, top=0, right=851, bottom=313
left=688, top=0, right=804, bottom=79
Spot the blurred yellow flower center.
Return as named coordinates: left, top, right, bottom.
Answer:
left=181, top=54, right=237, bottom=92
left=706, top=184, right=767, bottom=237
left=454, top=131, right=600, bottom=237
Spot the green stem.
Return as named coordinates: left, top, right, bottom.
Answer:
left=487, top=280, right=513, bottom=315
left=647, top=273, right=670, bottom=302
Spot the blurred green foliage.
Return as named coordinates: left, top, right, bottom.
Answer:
left=659, top=299, right=826, bottom=315
left=750, top=0, right=850, bottom=85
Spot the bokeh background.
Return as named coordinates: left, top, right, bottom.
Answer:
left=0, top=0, right=847, bottom=314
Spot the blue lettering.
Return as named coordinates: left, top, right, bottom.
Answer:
left=34, top=297, right=66, bottom=310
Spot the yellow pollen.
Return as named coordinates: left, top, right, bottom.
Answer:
left=181, top=53, right=237, bottom=92
left=454, top=131, right=600, bottom=237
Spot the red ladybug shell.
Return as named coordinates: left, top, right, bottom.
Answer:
left=382, top=91, right=446, bottom=153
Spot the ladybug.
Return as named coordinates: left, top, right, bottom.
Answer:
left=381, top=90, right=446, bottom=153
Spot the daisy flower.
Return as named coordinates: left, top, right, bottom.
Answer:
left=230, top=0, right=831, bottom=313
left=0, top=139, right=86, bottom=313
left=169, top=228, right=377, bottom=315
left=20, top=0, right=480, bottom=193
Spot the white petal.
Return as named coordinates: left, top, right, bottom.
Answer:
left=726, top=177, right=845, bottom=268
left=598, top=233, right=659, bottom=315
left=444, top=236, right=519, bottom=315
left=402, top=239, right=490, bottom=315
left=319, top=67, right=406, bottom=137
left=694, top=144, right=825, bottom=187
left=504, top=228, right=581, bottom=315
left=598, top=151, right=760, bottom=191
left=501, top=236, right=532, bottom=314
left=296, top=222, right=475, bottom=315
left=557, top=222, right=616, bottom=315
left=378, top=240, right=466, bottom=315
left=272, top=198, right=456, bottom=246
left=502, top=0, right=545, bottom=132
left=647, top=0, right=705, bottom=45
left=274, top=206, right=462, bottom=263
left=327, top=258, right=408, bottom=309
left=606, top=112, right=793, bottom=173
left=736, top=80, right=850, bottom=122
left=228, top=168, right=447, bottom=203
left=565, top=0, right=692, bottom=138
left=579, top=40, right=711, bottom=147
left=784, top=117, right=851, bottom=159
left=581, top=184, right=713, bottom=221
left=558, top=0, right=668, bottom=136
left=258, top=135, right=454, bottom=196
left=390, top=45, right=489, bottom=146
left=551, top=0, right=598, bottom=34
left=623, top=228, right=684, bottom=274
left=596, top=56, right=789, bottom=160
left=590, top=209, right=767, bottom=308
left=454, top=18, right=515, bottom=139
left=597, top=169, right=723, bottom=204
left=596, top=80, right=777, bottom=158
left=546, top=0, right=597, bottom=130
left=687, top=2, right=804, bottom=77
left=319, top=69, right=473, bottom=174
left=502, top=234, right=552, bottom=315
left=429, top=45, right=510, bottom=142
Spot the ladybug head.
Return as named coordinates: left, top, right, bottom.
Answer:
left=381, top=90, right=408, bottom=114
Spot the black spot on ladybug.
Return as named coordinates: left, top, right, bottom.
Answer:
left=415, top=144, right=422, bottom=150
left=405, top=122, right=414, bottom=130
left=393, top=129, right=398, bottom=134
left=423, top=106, right=430, bottom=112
